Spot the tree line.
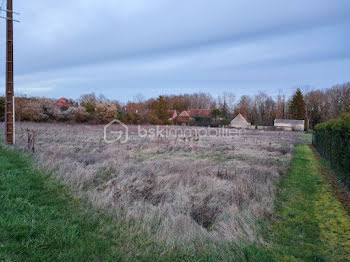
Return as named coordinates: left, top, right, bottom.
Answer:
left=0, top=82, right=349, bottom=128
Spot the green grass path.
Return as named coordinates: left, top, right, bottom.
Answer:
left=270, top=144, right=350, bottom=261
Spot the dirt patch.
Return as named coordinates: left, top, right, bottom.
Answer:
left=190, top=200, right=220, bottom=229
left=310, top=145, right=350, bottom=215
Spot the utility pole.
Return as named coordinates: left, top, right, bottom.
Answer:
left=1, top=0, right=19, bottom=145
left=5, top=0, right=14, bottom=145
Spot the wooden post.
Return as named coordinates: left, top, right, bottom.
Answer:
left=5, top=0, right=14, bottom=145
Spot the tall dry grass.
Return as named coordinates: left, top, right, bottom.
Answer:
left=0, top=122, right=298, bottom=247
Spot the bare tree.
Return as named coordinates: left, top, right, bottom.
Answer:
left=326, top=83, right=350, bottom=118
left=276, top=90, right=287, bottom=119
left=133, top=94, right=146, bottom=103
left=79, top=93, right=97, bottom=113
left=218, top=92, right=235, bottom=114
left=234, top=95, right=252, bottom=118
left=305, top=90, right=328, bottom=128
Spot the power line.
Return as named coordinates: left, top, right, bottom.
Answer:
left=0, top=1, right=21, bottom=23
left=0, top=8, right=20, bottom=15
left=0, top=16, right=19, bottom=22
left=0, top=0, right=5, bottom=10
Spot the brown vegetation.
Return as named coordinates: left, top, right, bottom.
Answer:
left=1, top=122, right=299, bottom=246
left=1, top=82, right=348, bottom=127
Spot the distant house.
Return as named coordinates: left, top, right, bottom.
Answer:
left=189, top=109, right=212, bottom=119
left=168, top=110, right=178, bottom=122
left=55, top=98, right=70, bottom=108
left=177, top=111, right=190, bottom=125
left=274, top=119, right=304, bottom=131
left=230, top=113, right=251, bottom=128
left=175, top=109, right=213, bottom=125
left=187, top=109, right=213, bottom=126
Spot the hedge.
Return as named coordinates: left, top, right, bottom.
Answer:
left=313, top=114, right=350, bottom=185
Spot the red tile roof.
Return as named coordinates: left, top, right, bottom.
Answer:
left=177, top=111, right=190, bottom=123
left=179, top=111, right=190, bottom=117
left=55, top=98, right=69, bottom=107
left=168, top=110, right=178, bottom=119
left=189, top=109, right=212, bottom=118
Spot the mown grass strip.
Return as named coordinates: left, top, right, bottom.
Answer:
left=0, top=147, right=126, bottom=262
left=271, top=144, right=350, bottom=262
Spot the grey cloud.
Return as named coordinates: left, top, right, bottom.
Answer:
left=0, top=0, right=349, bottom=100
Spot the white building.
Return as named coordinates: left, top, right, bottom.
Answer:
left=230, top=113, right=251, bottom=128
left=274, top=119, right=304, bottom=131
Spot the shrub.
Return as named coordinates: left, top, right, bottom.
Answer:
left=313, top=114, right=350, bottom=185
left=148, top=116, right=158, bottom=125
left=54, top=107, right=73, bottom=122
left=95, top=103, right=118, bottom=123
left=18, top=99, right=53, bottom=122
left=191, top=116, right=212, bottom=126
left=73, top=107, right=90, bottom=123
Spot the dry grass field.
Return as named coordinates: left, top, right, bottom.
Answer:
left=1, top=122, right=299, bottom=247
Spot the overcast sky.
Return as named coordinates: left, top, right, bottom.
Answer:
left=0, top=0, right=349, bottom=102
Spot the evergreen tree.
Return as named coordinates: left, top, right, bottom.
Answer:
left=220, top=101, right=228, bottom=119
left=289, top=88, right=306, bottom=120
left=154, top=96, right=168, bottom=123
left=211, top=108, right=221, bottom=122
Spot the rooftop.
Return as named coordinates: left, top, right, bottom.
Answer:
left=274, top=119, right=304, bottom=124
